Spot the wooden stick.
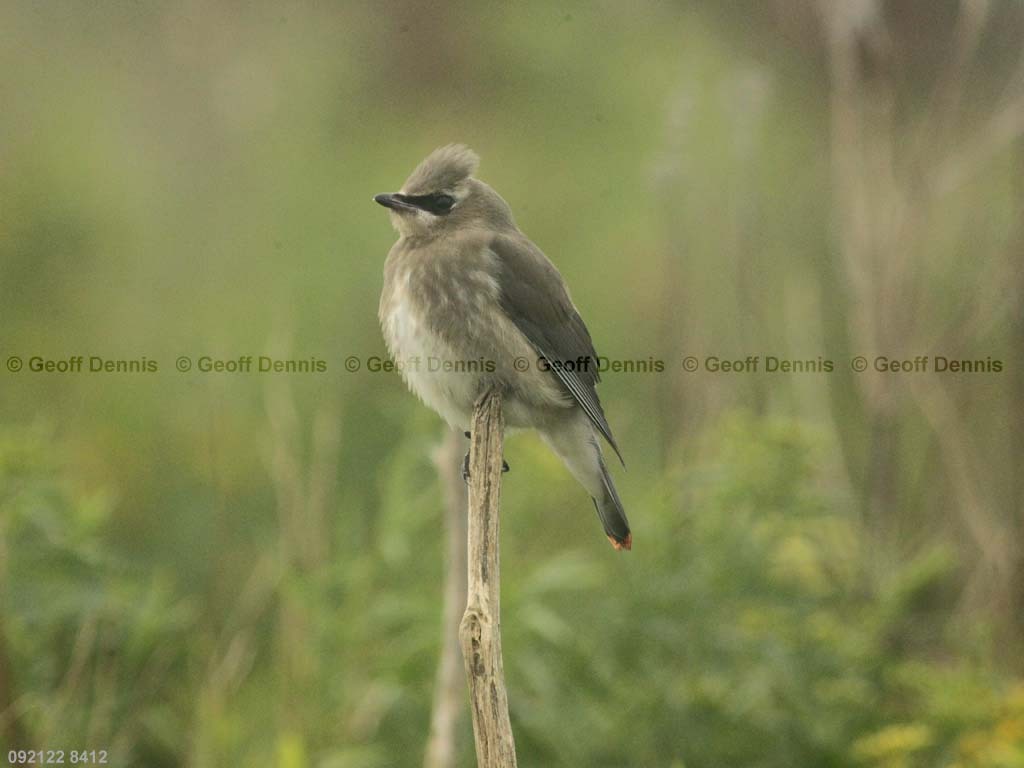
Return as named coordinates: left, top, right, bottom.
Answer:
left=459, top=390, right=518, bottom=767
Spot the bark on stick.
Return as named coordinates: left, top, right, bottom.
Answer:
left=459, top=390, right=518, bottom=767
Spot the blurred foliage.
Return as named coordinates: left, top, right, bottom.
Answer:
left=0, top=427, right=196, bottom=765
left=3, top=417, right=1022, bottom=766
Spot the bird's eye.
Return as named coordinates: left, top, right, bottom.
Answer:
left=403, top=192, right=456, bottom=215
left=432, top=194, right=455, bottom=212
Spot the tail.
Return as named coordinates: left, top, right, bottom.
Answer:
left=539, top=412, right=632, bottom=552
left=593, top=456, right=631, bottom=551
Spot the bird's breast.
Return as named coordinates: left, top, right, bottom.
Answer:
left=379, top=262, right=486, bottom=427
left=378, top=245, right=573, bottom=428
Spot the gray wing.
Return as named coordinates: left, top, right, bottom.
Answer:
left=490, top=234, right=624, bottom=465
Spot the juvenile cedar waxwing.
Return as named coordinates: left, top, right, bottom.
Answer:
left=376, top=145, right=631, bottom=550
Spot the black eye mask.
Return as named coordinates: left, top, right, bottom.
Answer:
left=397, top=193, right=456, bottom=215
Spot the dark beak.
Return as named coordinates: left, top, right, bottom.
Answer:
left=374, top=193, right=415, bottom=211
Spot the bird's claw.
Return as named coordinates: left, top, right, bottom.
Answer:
left=461, top=453, right=511, bottom=485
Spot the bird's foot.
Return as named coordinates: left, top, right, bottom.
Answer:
left=461, top=453, right=510, bottom=485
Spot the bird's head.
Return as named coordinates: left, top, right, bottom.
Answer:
left=374, top=144, right=515, bottom=238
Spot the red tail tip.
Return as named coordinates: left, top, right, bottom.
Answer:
left=608, top=533, right=632, bottom=551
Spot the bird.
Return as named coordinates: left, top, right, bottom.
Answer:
left=375, top=144, right=631, bottom=551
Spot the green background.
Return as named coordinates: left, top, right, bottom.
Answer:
left=2, top=1, right=1023, bottom=766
